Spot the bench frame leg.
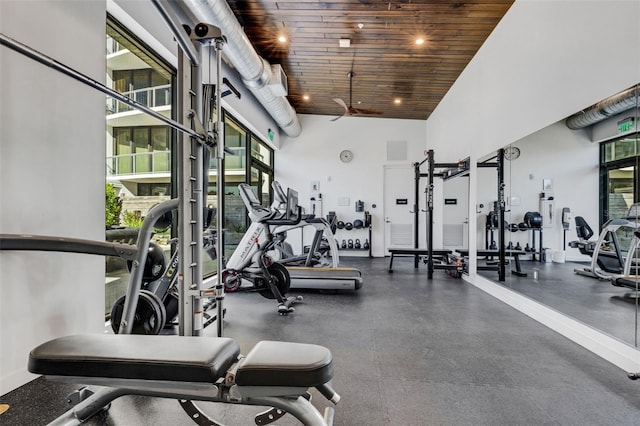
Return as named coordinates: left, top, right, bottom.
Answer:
left=44, top=381, right=333, bottom=426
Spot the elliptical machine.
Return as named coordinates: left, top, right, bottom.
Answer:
left=570, top=204, right=640, bottom=279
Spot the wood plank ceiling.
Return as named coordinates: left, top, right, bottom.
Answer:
left=227, top=0, right=514, bottom=121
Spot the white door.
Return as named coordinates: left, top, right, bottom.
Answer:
left=442, top=177, right=469, bottom=249
left=383, top=165, right=418, bottom=253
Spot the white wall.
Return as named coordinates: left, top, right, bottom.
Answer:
left=277, top=114, right=427, bottom=257
left=0, top=0, right=107, bottom=393
left=427, top=0, right=639, bottom=162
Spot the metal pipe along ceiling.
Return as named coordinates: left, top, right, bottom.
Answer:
left=181, top=0, right=302, bottom=138
left=566, top=85, right=638, bottom=130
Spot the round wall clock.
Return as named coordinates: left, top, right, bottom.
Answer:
left=504, top=146, right=521, bottom=160
left=340, top=149, right=354, bottom=163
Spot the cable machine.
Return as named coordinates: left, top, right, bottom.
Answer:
left=0, top=7, right=228, bottom=336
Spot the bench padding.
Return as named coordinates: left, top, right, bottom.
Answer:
left=28, top=334, right=240, bottom=383
left=236, top=341, right=333, bottom=387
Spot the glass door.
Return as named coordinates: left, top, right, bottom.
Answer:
left=603, top=163, right=636, bottom=222
left=250, top=166, right=273, bottom=206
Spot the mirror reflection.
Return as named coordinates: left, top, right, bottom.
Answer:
left=476, top=85, right=639, bottom=347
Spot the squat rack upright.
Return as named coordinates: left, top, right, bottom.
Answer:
left=414, top=149, right=469, bottom=279
left=477, top=148, right=507, bottom=281
left=414, top=149, right=507, bottom=280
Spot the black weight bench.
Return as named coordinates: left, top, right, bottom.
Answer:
left=455, top=249, right=528, bottom=277
left=387, top=248, right=452, bottom=272
left=28, top=334, right=339, bottom=425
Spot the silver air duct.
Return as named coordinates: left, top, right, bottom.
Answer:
left=566, top=85, right=638, bottom=130
left=180, top=0, right=302, bottom=138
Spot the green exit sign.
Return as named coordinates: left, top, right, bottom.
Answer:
left=617, top=117, right=635, bottom=133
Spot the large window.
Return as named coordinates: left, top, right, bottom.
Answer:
left=601, top=134, right=640, bottom=223
left=105, top=17, right=175, bottom=318
left=201, top=114, right=275, bottom=270
left=111, top=126, right=170, bottom=175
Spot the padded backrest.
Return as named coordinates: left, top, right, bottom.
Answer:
left=575, top=216, right=594, bottom=240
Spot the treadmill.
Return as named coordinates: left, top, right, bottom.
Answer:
left=268, top=182, right=363, bottom=291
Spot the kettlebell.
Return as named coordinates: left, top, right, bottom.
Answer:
left=341, top=239, right=347, bottom=249
left=524, top=243, right=531, bottom=252
left=363, top=239, right=370, bottom=250
left=348, top=239, right=354, bottom=249
left=355, top=239, right=361, bottom=249
left=506, top=241, right=514, bottom=250
left=515, top=242, right=522, bottom=251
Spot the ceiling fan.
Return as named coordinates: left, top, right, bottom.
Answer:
left=331, top=72, right=383, bottom=121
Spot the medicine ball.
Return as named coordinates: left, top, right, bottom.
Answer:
left=127, top=241, right=166, bottom=282
left=354, top=219, right=364, bottom=229
left=345, top=222, right=354, bottom=230
left=524, top=211, right=543, bottom=229
left=337, top=221, right=345, bottom=229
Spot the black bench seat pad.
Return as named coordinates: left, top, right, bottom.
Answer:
left=28, top=334, right=240, bottom=383
left=236, top=341, right=333, bottom=387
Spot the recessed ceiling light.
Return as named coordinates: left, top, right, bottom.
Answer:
left=394, top=98, right=402, bottom=105
left=415, top=37, right=425, bottom=45
left=303, top=94, right=310, bottom=101
left=278, top=35, right=287, bottom=43
left=357, top=23, right=364, bottom=29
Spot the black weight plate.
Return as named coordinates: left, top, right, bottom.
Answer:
left=110, top=290, right=167, bottom=335
left=258, top=262, right=291, bottom=299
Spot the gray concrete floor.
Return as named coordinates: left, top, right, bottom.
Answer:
left=2, top=257, right=640, bottom=425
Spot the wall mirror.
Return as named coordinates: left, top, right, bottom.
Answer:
left=475, top=85, right=639, bottom=348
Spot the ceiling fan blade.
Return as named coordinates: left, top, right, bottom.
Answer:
left=332, top=98, right=349, bottom=112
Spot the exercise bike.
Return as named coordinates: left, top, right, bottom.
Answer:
left=216, top=183, right=303, bottom=315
